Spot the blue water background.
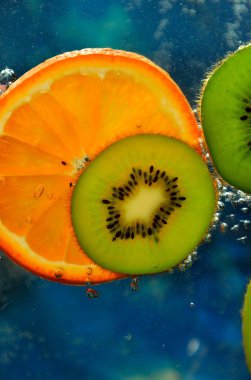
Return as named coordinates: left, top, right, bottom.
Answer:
left=0, top=1, right=251, bottom=379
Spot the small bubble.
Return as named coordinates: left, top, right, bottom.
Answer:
left=0, top=176, right=6, bottom=190
left=184, top=256, right=193, bottom=269
left=178, top=263, right=186, bottom=272
left=226, top=213, right=235, bottom=220
left=237, top=198, right=246, bottom=205
left=215, top=178, right=223, bottom=190
left=220, top=222, right=228, bottom=233
left=231, top=224, right=239, bottom=232
left=167, top=268, right=174, bottom=274
left=191, top=250, right=198, bottom=261
left=231, top=200, right=239, bottom=208
left=130, top=276, right=139, bottom=291
left=236, top=236, right=247, bottom=244
left=187, top=338, right=200, bottom=356
left=34, top=184, right=44, bottom=199
left=74, top=156, right=89, bottom=170
left=86, top=267, right=93, bottom=276
left=217, top=201, right=225, bottom=211
left=54, top=268, right=63, bottom=278
left=210, top=223, right=217, bottom=231
left=241, top=207, right=249, bottom=213
left=124, top=333, right=132, bottom=341
left=213, top=215, right=220, bottom=225
left=223, top=192, right=235, bottom=201
left=204, top=233, right=212, bottom=243
left=240, top=220, right=251, bottom=229
left=237, top=190, right=245, bottom=196
left=86, top=288, right=99, bottom=298
left=190, top=302, right=195, bottom=308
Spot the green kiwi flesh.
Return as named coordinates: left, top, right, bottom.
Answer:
left=242, top=280, right=251, bottom=374
left=200, top=44, right=251, bottom=194
left=71, top=134, right=216, bottom=275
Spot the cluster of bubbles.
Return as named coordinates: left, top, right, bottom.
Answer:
left=0, top=68, right=17, bottom=94
left=224, top=0, right=251, bottom=48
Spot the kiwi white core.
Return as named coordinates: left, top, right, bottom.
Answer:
left=122, top=186, right=165, bottom=224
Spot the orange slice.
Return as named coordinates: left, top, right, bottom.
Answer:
left=0, top=48, right=199, bottom=285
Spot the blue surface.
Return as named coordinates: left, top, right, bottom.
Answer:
left=0, top=1, right=251, bottom=379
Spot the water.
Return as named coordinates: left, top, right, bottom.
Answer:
left=0, top=1, right=251, bottom=379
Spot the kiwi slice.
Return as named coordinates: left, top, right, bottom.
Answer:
left=71, top=134, right=215, bottom=275
left=200, top=44, right=251, bottom=194
left=242, top=279, right=251, bottom=374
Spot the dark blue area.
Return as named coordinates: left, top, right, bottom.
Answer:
left=0, top=1, right=251, bottom=379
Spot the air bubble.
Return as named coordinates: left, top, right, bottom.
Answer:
left=204, top=233, right=212, bottom=243
left=167, top=268, right=174, bottom=274
left=86, top=267, right=93, bottom=276
left=191, top=250, right=198, bottom=261
left=217, top=201, right=225, bottom=211
left=231, top=224, right=239, bottom=232
left=184, top=256, right=193, bottom=269
left=226, top=214, right=235, bottom=220
left=241, top=207, right=249, bottom=213
left=223, top=192, right=234, bottom=201
left=215, top=178, right=223, bottom=190
left=130, top=276, right=139, bottom=291
left=231, top=200, right=239, bottom=208
left=74, top=155, right=90, bottom=171
left=237, top=198, right=246, bottom=205
left=0, top=176, right=6, bottom=190
left=240, top=220, right=251, bottom=229
left=178, top=263, right=186, bottom=272
left=213, top=215, right=220, bottom=224
left=210, top=223, right=217, bottom=231
left=54, top=268, right=63, bottom=278
left=220, top=222, right=228, bottom=233
left=34, top=184, right=44, bottom=199
left=236, top=236, right=247, bottom=244
left=86, top=288, right=99, bottom=298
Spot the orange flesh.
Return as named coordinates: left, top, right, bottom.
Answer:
left=0, top=48, right=199, bottom=285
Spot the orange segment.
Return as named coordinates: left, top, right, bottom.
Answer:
left=0, top=48, right=199, bottom=285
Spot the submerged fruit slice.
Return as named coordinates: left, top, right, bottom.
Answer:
left=200, top=44, right=251, bottom=194
left=71, top=134, right=216, bottom=275
left=243, top=280, right=251, bottom=374
left=0, top=48, right=199, bottom=284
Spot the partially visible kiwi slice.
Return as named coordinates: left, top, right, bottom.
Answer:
left=242, top=279, right=251, bottom=374
left=71, top=134, right=216, bottom=275
left=200, top=44, right=251, bottom=194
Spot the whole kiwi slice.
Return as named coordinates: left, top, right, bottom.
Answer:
left=71, top=134, right=216, bottom=275
left=200, top=44, right=251, bottom=194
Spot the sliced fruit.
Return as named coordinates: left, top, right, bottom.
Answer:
left=0, top=48, right=199, bottom=284
left=71, top=134, right=216, bottom=275
left=200, top=44, right=251, bottom=194
left=243, top=279, right=251, bottom=374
